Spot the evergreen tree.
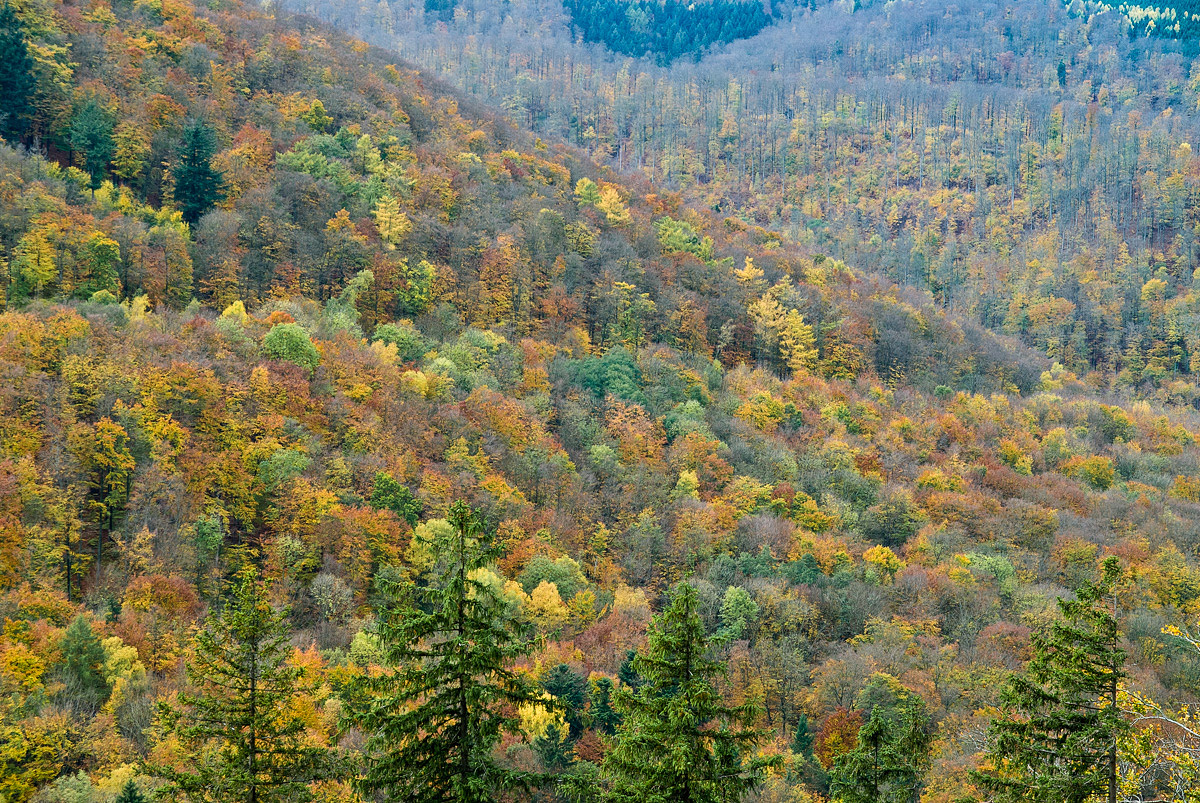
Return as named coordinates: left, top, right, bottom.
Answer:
left=791, top=713, right=813, bottom=757
left=149, top=567, right=330, bottom=803
left=602, top=582, right=777, bottom=803
left=827, top=695, right=932, bottom=803
left=973, top=557, right=1128, bottom=803
left=69, top=98, right=114, bottom=190
left=343, top=500, right=546, bottom=803
left=57, top=615, right=110, bottom=714
left=589, top=676, right=621, bottom=735
left=173, top=119, right=225, bottom=225
left=542, top=663, right=588, bottom=739
left=114, top=779, right=147, bottom=803
left=0, top=3, right=34, bottom=141
left=535, top=722, right=574, bottom=771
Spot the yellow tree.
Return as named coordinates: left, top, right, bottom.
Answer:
left=13, top=226, right=56, bottom=299
left=372, top=194, right=411, bottom=250
left=779, top=309, right=817, bottom=376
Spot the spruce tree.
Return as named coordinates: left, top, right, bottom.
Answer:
left=149, top=567, right=330, bottom=803
left=114, top=779, right=146, bottom=803
left=0, top=3, right=34, bottom=141
left=343, top=500, right=546, bottom=803
left=58, top=614, right=111, bottom=714
left=69, top=98, right=115, bottom=190
left=973, top=556, right=1128, bottom=803
left=827, top=695, right=932, bottom=803
left=173, top=119, right=224, bottom=225
left=589, top=676, right=621, bottom=735
left=602, top=582, right=777, bottom=803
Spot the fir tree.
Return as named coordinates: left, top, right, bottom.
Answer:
left=368, top=471, right=423, bottom=526
left=69, top=98, right=114, bottom=190
left=973, top=556, right=1128, bottom=803
left=58, top=614, right=110, bottom=714
left=173, top=119, right=225, bottom=225
left=0, top=3, right=34, bottom=141
left=343, top=500, right=547, bottom=803
left=589, top=676, right=621, bottom=735
left=114, top=779, right=147, bottom=803
left=149, top=567, right=331, bottom=803
left=542, top=663, right=588, bottom=739
left=791, top=713, right=813, bottom=757
left=827, top=695, right=932, bottom=803
left=601, top=582, right=777, bottom=803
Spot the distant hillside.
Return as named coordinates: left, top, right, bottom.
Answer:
left=295, top=0, right=1200, bottom=404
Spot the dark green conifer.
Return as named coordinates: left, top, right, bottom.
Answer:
left=368, top=471, right=422, bottom=526
left=69, top=98, right=114, bottom=190
left=58, top=614, right=110, bottom=713
left=149, top=567, right=331, bottom=803
left=343, top=500, right=546, bottom=803
left=601, top=582, right=777, bottom=803
left=827, top=694, right=932, bottom=803
left=973, top=556, right=1128, bottom=803
left=114, top=779, right=147, bottom=803
left=173, top=119, right=225, bottom=225
left=0, top=3, right=34, bottom=141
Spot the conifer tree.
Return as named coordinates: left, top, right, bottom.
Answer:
left=173, top=119, right=225, bottom=225
left=827, top=695, right=932, bottom=803
left=0, top=3, right=34, bottom=141
left=70, top=98, right=114, bottom=190
left=973, top=556, right=1128, bottom=803
left=114, top=779, right=146, bottom=803
left=58, top=615, right=110, bottom=714
left=343, top=500, right=546, bottom=803
left=602, top=582, right=776, bottom=803
left=589, top=676, right=621, bottom=735
left=150, top=567, right=330, bottom=803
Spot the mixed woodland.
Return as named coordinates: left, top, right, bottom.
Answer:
left=6, top=0, right=1200, bottom=801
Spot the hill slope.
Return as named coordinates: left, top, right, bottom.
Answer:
left=5, top=0, right=1200, bottom=801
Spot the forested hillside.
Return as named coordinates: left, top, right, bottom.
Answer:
left=7, top=0, right=1200, bottom=801
left=296, top=0, right=1200, bottom=402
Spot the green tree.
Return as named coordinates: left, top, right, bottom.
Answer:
left=300, top=99, right=333, bottom=132
left=173, top=119, right=225, bottom=225
left=590, top=676, right=621, bottom=735
left=827, top=695, right=932, bottom=803
left=0, top=3, right=34, bottom=141
left=368, top=471, right=422, bottom=526
left=150, top=567, right=331, bottom=803
left=973, top=557, right=1128, bottom=803
left=79, top=231, right=120, bottom=297
left=114, top=779, right=147, bottom=803
left=342, top=501, right=546, bottom=803
left=69, top=98, right=114, bottom=190
left=57, top=615, right=110, bottom=713
left=602, top=582, right=777, bottom=803
left=263, top=323, right=321, bottom=372
left=542, top=663, right=588, bottom=739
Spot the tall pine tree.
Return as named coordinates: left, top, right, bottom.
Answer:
left=149, top=567, right=331, bottom=803
left=173, top=119, right=224, bottom=225
left=602, top=582, right=777, bottom=803
left=973, top=556, right=1128, bottom=803
left=343, top=500, right=546, bottom=803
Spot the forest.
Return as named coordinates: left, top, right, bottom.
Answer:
left=297, top=0, right=1200, bottom=400
left=560, top=0, right=774, bottom=63
left=5, top=0, right=1200, bottom=800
